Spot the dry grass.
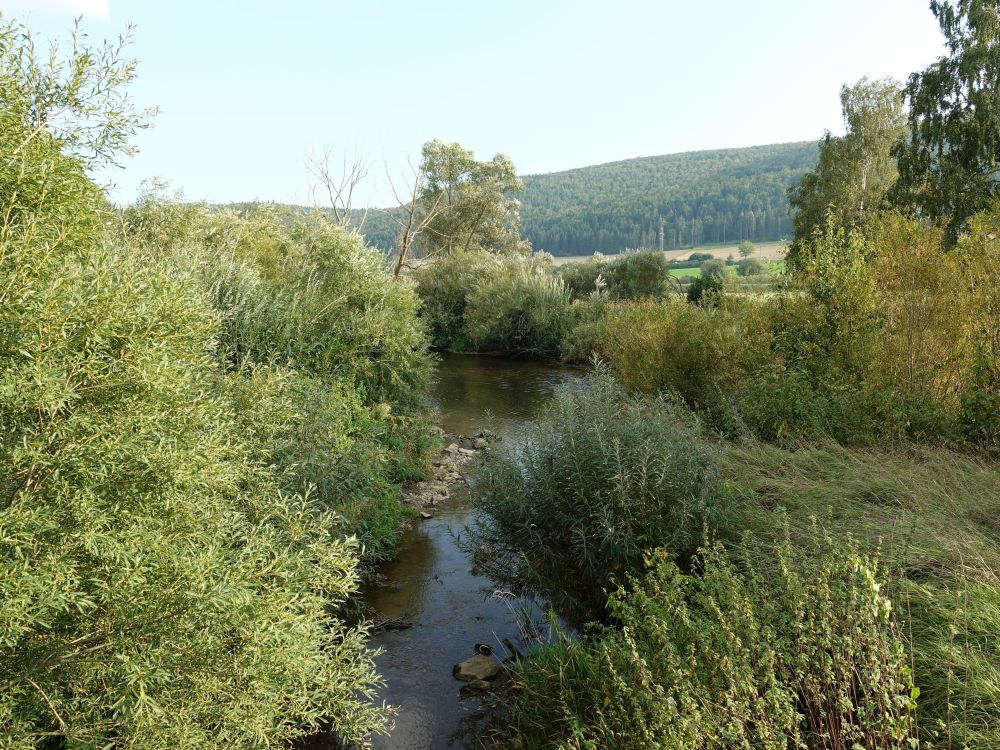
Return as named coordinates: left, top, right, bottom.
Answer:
left=549, top=242, right=787, bottom=266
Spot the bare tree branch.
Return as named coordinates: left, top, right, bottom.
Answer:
left=305, top=144, right=372, bottom=230
left=385, top=160, right=444, bottom=279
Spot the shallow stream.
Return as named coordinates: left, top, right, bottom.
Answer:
left=367, top=353, right=585, bottom=749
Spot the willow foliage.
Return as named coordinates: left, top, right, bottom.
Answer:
left=0, top=18, right=388, bottom=748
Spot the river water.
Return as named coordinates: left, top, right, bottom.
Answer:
left=366, top=353, right=585, bottom=749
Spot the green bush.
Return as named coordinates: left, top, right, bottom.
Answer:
left=223, top=367, right=410, bottom=563
left=736, top=256, right=767, bottom=276
left=0, top=20, right=397, bottom=745
left=604, top=249, right=671, bottom=299
left=556, top=254, right=607, bottom=299
left=503, top=534, right=918, bottom=750
left=0, top=242, right=386, bottom=745
left=560, top=297, right=608, bottom=362
left=686, top=260, right=727, bottom=303
left=597, top=299, right=768, bottom=410
left=128, top=199, right=432, bottom=407
left=463, top=253, right=574, bottom=354
left=413, top=250, right=483, bottom=349
left=465, top=374, right=719, bottom=623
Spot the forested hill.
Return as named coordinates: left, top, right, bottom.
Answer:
left=274, top=141, right=819, bottom=256
left=520, top=141, right=818, bottom=255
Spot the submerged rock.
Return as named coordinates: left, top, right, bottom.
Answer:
left=459, top=679, right=492, bottom=695
left=452, top=654, right=501, bottom=682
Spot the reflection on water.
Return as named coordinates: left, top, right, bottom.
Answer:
left=366, top=353, right=586, bottom=749
left=427, top=353, right=585, bottom=440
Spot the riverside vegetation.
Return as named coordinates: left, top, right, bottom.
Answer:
left=0, top=19, right=434, bottom=747
left=4, top=2, right=1000, bottom=749
left=415, top=4, right=998, bottom=749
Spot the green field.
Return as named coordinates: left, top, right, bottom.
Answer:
left=669, top=266, right=701, bottom=279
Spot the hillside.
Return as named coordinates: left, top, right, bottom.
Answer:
left=519, top=141, right=817, bottom=255
left=356, top=141, right=817, bottom=256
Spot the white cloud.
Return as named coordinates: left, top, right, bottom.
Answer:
left=0, top=0, right=110, bottom=18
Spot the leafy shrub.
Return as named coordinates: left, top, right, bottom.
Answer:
left=736, top=256, right=767, bottom=276
left=413, top=250, right=484, bottom=349
left=603, top=249, right=671, bottom=299
left=130, top=200, right=432, bottom=407
left=465, top=374, right=719, bottom=623
left=502, top=535, right=918, bottom=750
left=560, top=297, right=608, bottom=362
left=959, top=387, right=1000, bottom=452
left=688, top=251, right=714, bottom=261
left=463, top=253, right=574, bottom=354
left=0, top=20, right=395, bottom=745
left=700, top=258, right=728, bottom=281
left=596, top=213, right=1000, bottom=447
left=0, top=242, right=386, bottom=745
left=597, top=299, right=768, bottom=410
left=556, top=253, right=607, bottom=299
left=953, top=209, right=1000, bottom=452
left=224, top=367, right=410, bottom=562
left=686, top=260, right=727, bottom=303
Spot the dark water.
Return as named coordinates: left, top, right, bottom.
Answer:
left=367, top=353, right=585, bottom=749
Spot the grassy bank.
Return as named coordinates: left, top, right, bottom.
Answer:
left=469, top=379, right=999, bottom=749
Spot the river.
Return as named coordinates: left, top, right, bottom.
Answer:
left=366, top=353, right=585, bottom=749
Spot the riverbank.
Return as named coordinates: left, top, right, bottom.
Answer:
left=397, top=429, right=490, bottom=521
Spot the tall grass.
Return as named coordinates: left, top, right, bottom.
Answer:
left=721, top=440, right=1000, bottom=749
left=465, top=373, right=719, bottom=624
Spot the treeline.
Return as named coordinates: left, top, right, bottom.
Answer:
left=1, top=19, right=432, bottom=746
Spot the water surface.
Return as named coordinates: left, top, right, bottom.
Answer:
left=368, top=353, right=585, bottom=749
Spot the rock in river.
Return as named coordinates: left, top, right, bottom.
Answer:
left=452, top=654, right=501, bottom=682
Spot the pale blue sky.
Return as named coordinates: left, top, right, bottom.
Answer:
left=3, top=0, right=946, bottom=207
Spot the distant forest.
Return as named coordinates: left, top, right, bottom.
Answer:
left=354, top=141, right=818, bottom=256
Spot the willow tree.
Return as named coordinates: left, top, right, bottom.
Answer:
left=788, top=77, right=906, bottom=268
left=415, top=139, right=525, bottom=256
left=0, top=18, right=385, bottom=747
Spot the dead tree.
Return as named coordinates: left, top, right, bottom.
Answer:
left=387, top=161, right=443, bottom=279
left=305, top=144, right=372, bottom=230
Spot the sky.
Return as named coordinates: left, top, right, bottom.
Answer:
left=1, top=0, right=948, bottom=207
